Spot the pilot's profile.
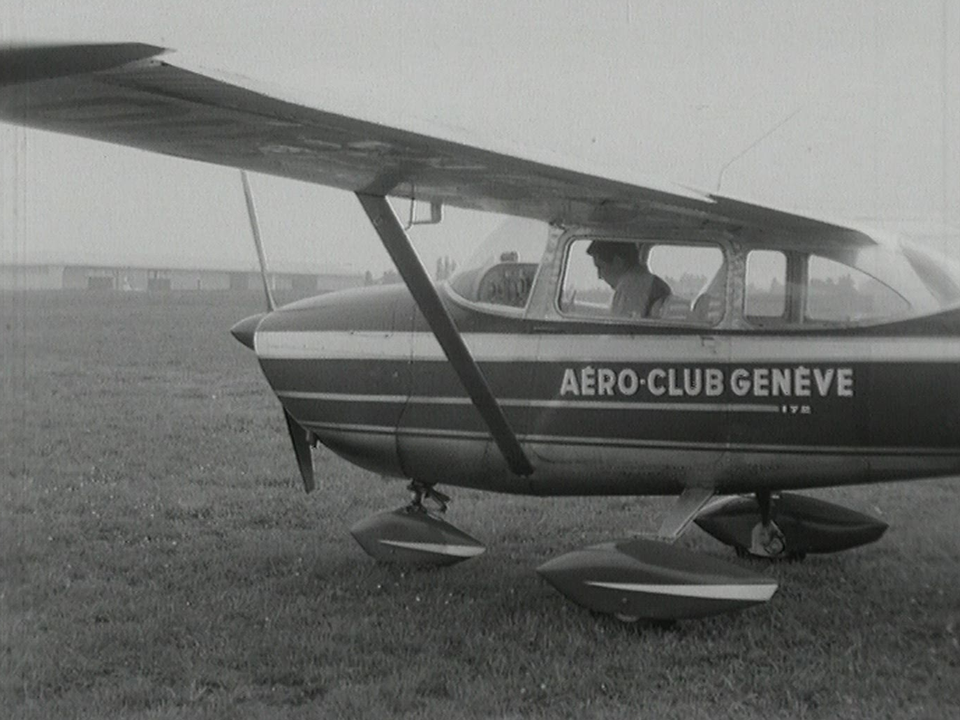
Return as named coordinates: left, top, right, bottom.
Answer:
left=587, top=241, right=671, bottom=318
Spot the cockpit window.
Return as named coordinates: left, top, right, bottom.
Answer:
left=559, top=238, right=725, bottom=325
left=447, top=217, right=550, bottom=310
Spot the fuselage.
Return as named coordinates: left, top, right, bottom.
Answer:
left=246, top=280, right=960, bottom=497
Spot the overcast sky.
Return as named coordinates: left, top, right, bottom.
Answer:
left=1, top=0, right=957, bottom=274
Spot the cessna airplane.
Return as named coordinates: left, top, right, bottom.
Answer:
left=3, top=43, right=959, bottom=622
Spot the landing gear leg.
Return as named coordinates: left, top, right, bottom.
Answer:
left=350, top=482, right=483, bottom=565
left=744, top=490, right=787, bottom=558
left=407, top=481, right=450, bottom=514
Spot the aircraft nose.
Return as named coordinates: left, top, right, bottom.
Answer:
left=230, top=312, right=267, bottom=350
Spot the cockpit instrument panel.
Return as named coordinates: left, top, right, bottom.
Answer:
left=476, top=262, right=538, bottom=307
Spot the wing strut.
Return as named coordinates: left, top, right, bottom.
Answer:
left=356, top=193, right=534, bottom=477
left=656, top=488, right=715, bottom=541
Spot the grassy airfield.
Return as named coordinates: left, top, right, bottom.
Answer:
left=2, top=290, right=959, bottom=719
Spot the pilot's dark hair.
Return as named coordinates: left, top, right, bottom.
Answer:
left=586, top=240, right=642, bottom=268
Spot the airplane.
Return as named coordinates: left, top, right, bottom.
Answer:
left=2, top=43, right=958, bottom=623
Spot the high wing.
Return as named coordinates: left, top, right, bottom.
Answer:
left=0, top=43, right=872, bottom=241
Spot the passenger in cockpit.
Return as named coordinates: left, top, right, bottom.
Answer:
left=587, top=241, right=671, bottom=318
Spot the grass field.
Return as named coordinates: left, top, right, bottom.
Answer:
left=2, top=290, right=959, bottom=719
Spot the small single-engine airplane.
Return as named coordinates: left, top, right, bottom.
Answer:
left=3, top=43, right=959, bottom=622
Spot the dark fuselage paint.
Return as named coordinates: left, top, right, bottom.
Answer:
left=253, top=284, right=960, bottom=495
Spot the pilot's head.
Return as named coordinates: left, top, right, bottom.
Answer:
left=587, top=241, right=645, bottom=288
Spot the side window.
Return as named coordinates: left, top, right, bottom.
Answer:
left=806, top=255, right=909, bottom=323
left=560, top=240, right=613, bottom=315
left=559, top=239, right=724, bottom=325
left=647, top=245, right=725, bottom=324
left=745, top=250, right=786, bottom=323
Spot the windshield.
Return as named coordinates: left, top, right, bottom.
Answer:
left=900, top=240, right=960, bottom=307
left=448, top=216, right=551, bottom=308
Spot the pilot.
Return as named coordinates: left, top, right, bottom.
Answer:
left=587, top=241, right=671, bottom=318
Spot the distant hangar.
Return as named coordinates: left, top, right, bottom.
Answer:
left=0, top=263, right=365, bottom=293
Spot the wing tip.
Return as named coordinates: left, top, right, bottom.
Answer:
left=0, top=42, right=168, bottom=87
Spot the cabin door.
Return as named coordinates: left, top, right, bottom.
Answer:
left=526, top=330, right=730, bottom=494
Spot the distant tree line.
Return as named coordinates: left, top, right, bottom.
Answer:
left=363, top=255, right=458, bottom=287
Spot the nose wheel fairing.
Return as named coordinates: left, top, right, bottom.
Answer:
left=350, top=488, right=485, bottom=567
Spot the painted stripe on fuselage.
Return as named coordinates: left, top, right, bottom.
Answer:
left=260, top=328, right=960, bottom=456
left=584, top=580, right=777, bottom=602
left=256, top=330, right=960, bottom=363
left=266, top=355, right=960, bottom=452
left=277, top=390, right=780, bottom=414
left=300, top=420, right=958, bottom=456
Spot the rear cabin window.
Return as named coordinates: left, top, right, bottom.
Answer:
left=745, top=250, right=787, bottom=322
left=806, top=255, right=909, bottom=324
left=559, top=239, right=725, bottom=325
